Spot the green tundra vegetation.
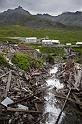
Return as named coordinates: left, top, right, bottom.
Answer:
left=11, top=52, right=43, bottom=70
left=73, top=47, right=82, bottom=55
left=0, top=25, right=82, bottom=64
left=18, top=42, right=66, bottom=59
left=12, top=52, right=30, bottom=70
left=72, top=47, right=82, bottom=64
left=25, top=43, right=66, bottom=57
left=0, top=25, right=82, bottom=44
left=0, top=54, right=8, bottom=66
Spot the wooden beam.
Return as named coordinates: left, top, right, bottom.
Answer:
left=55, top=88, right=71, bottom=124
left=8, top=87, right=49, bottom=107
left=54, top=93, right=82, bottom=106
left=2, top=107, right=42, bottom=114
left=5, top=71, right=12, bottom=97
left=0, top=71, right=10, bottom=79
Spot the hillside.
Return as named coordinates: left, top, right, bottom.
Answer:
left=0, top=6, right=65, bottom=28
left=0, top=6, right=82, bottom=28
left=0, top=25, right=82, bottom=44
left=54, top=11, right=82, bottom=27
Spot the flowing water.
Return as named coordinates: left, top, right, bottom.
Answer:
left=40, top=65, right=82, bottom=124
left=40, top=65, right=64, bottom=124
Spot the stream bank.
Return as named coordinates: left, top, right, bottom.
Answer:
left=40, top=65, right=64, bottom=124
left=0, top=44, right=82, bottom=124
left=40, top=64, right=82, bottom=124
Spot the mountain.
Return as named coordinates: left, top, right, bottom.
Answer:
left=0, top=6, right=65, bottom=28
left=1, top=6, right=31, bottom=16
left=38, top=11, right=82, bottom=27
left=0, top=6, right=82, bottom=28
left=54, top=11, right=82, bottom=27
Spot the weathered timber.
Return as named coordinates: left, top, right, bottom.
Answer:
left=54, top=93, right=82, bottom=106
left=0, top=71, right=10, bottom=79
left=24, top=73, right=30, bottom=81
left=8, top=87, right=49, bottom=107
left=55, top=88, right=71, bottom=124
left=5, top=71, right=12, bottom=97
left=2, top=107, right=42, bottom=114
left=35, top=103, right=39, bottom=111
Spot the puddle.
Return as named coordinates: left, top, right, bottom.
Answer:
left=40, top=65, right=64, bottom=124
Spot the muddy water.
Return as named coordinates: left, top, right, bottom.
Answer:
left=40, top=65, right=64, bottom=124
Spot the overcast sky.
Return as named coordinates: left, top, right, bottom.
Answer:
left=0, top=0, right=82, bottom=15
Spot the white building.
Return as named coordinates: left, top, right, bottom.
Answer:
left=76, top=42, right=82, bottom=45
left=42, top=40, right=60, bottom=45
left=51, top=40, right=60, bottom=44
left=25, top=37, right=37, bottom=43
left=42, top=40, right=52, bottom=45
left=66, top=43, right=71, bottom=46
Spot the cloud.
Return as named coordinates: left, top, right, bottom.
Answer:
left=0, top=0, right=82, bottom=15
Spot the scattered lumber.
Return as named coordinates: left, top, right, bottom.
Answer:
left=0, top=71, right=10, bottom=79
left=0, top=61, right=48, bottom=124
left=54, top=93, right=82, bottom=106
left=55, top=88, right=71, bottom=124
left=8, top=86, right=49, bottom=107
left=5, top=71, right=12, bottom=97
left=55, top=60, right=82, bottom=123
left=2, top=107, right=42, bottom=114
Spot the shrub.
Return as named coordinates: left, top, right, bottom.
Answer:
left=0, top=54, right=8, bottom=66
left=2, top=48, right=8, bottom=53
left=29, top=57, right=43, bottom=69
left=12, top=52, right=44, bottom=70
left=12, top=52, right=30, bottom=70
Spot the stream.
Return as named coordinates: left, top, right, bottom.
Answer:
left=40, top=65, right=82, bottom=124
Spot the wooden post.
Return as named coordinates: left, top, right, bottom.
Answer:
left=5, top=71, right=12, bottom=97
left=55, top=88, right=71, bottom=124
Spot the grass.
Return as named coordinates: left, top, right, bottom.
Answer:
left=0, top=25, right=82, bottom=63
left=73, top=47, right=82, bottom=55
left=25, top=43, right=66, bottom=57
left=72, top=47, right=82, bottom=64
left=40, top=47, right=66, bottom=58
left=12, top=52, right=30, bottom=70
left=0, top=25, right=82, bottom=44
left=12, top=52, right=44, bottom=70
left=0, top=54, right=8, bottom=66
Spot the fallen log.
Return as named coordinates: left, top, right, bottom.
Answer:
left=5, top=71, right=12, bottom=97
left=54, top=93, right=82, bottom=106
left=35, top=103, right=39, bottom=111
left=0, top=71, right=10, bottom=79
left=55, top=88, right=71, bottom=124
left=72, top=93, right=81, bottom=103
left=67, top=81, right=79, bottom=91
left=31, top=72, right=41, bottom=76
left=2, top=107, right=42, bottom=114
left=8, top=86, right=49, bottom=107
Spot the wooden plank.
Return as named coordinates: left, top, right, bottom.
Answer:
left=0, top=71, right=10, bottom=79
left=35, top=103, right=39, bottom=111
left=2, top=107, right=42, bottom=114
left=5, top=71, right=12, bottom=97
left=72, top=93, right=81, bottom=104
left=8, top=86, right=49, bottom=107
left=55, top=88, right=71, bottom=124
left=54, top=93, right=82, bottom=106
